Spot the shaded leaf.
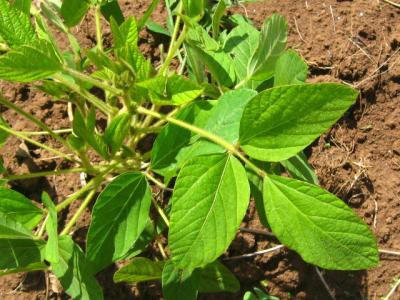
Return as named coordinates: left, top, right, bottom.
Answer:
left=114, top=257, right=165, bottom=283
left=162, top=260, right=197, bottom=300
left=42, top=192, right=59, bottom=263
left=61, top=0, right=90, bottom=27
left=103, top=112, right=131, bottom=155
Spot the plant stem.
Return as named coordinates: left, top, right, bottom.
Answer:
left=144, top=172, right=172, bottom=191
left=94, top=5, right=103, bottom=52
left=60, top=188, right=97, bottom=235
left=4, top=168, right=88, bottom=181
left=53, top=74, right=115, bottom=115
left=159, top=3, right=184, bottom=75
left=36, top=215, right=49, bottom=238
left=22, top=129, right=73, bottom=136
left=0, top=124, right=79, bottom=164
left=63, top=67, right=122, bottom=96
left=0, top=96, right=71, bottom=148
left=136, top=107, right=266, bottom=177
left=151, top=196, right=170, bottom=227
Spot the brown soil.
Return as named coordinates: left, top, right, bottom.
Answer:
left=1, top=0, right=399, bottom=299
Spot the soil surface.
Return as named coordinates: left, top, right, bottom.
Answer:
left=0, top=0, right=399, bottom=299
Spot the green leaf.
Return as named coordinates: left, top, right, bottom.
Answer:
left=274, top=50, right=307, bottom=86
left=190, top=88, right=257, bottom=155
left=169, top=154, right=250, bottom=269
left=193, top=260, right=239, bottom=293
left=0, top=40, right=62, bottom=82
left=0, top=0, right=36, bottom=47
left=212, top=0, right=226, bottom=38
left=114, top=257, right=165, bottom=283
left=146, top=20, right=170, bottom=36
left=0, top=115, right=9, bottom=147
left=186, top=23, right=236, bottom=87
left=12, top=0, right=32, bottom=15
left=151, top=100, right=216, bottom=178
left=183, top=0, right=205, bottom=18
left=0, top=188, right=43, bottom=229
left=100, top=0, right=124, bottom=25
left=86, top=172, right=152, bottom=273
left=281, top=153, right=319, bottom=185
left=247, top=14, right=287, bottom=81
left=42, top=192, right=59, bottom=264
left=239, top=83, right=359, bottom=162
left=263, top=175, right=379, bottom=269
left=244, top=288, right=280, bottom=300
left=60, top=0, right=90, bottom=27
left=52, top=236, right=104, bottom=300
left=112, top=16, right=138, bottom=49
left=136, top=74, right=203, bottom=106
left=138, top=0, right=160, bottom=30
left=0, top=212, right=45, bottom=269
left=0, top=262, right=47, bottom=277
left=162, top=260, right=198, bottom=300
left=103, top=112, right=131, bottom=155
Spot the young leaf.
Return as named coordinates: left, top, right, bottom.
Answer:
left=247, top=14, right=287, bottom=81
left=169, top=154, right=250, bottom=270
left=0, top=40, right=62, bottom=82
left=281, top=153, right=319, bottom=185
left=103, top=112, right=131, bottom=155
left=100, top=0, right=124, bottom=25
left=151, top=101, right=216, bottom=178
left=263, top=175, right=379, bottom=269
left=86, top=172, right=152, bottom=273
left=113, top=257, right=165, bottom=283
left=146, top=20, right=170, bottom=36
left=239, top=83, right=358, bottom=162
left=243, top=288, right=280, bottom=300
left=274, top=50, right=308, bottom=86
left=0, top=188, right=43, bottom=229
left=193, top=260, right=240, bottom=293
left=0, top=212, right=45, bottom=269
left=136, top=74, right=203, bottom=106
left=186, top=23, right=236, bottom=87
left=138, top=0, right=160, bottom=30
left=162, top=260, right=198, bottom=300
left=212, top=0, right=227, bottom=38
left=52, top=236, right=104, bottom=300
left=112, top=17, right=139, bottom=49
left=42, top=192, right=59, bottom=264
left=183, top=0, right=205, bottom=18
left=0, top=0, right=36, bottom=47
left=12, top=0, right=32, bottom=15
left=60, top=0, right=90, bottom=28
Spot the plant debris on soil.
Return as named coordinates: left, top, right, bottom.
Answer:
left=0, top=0, right=399, bottom=299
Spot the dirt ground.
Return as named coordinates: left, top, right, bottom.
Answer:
left=0, top=0, right=399, bottom=299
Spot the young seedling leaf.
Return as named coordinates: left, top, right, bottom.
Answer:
left=243, top=288, right=280, bottom=300
left=42, top=192, right=59, bottom=264
left=104, top=112, right=131, bottom=155
left=100, top=0, right=124, bottom=25
left=274, top=50, right=308, bottom=86
left=281, top=153, right=319, bottom=185
left=86, top=172, right=152, bottom=273
left=183, top=0, right=205, bottom=18
left=136, top=74, right=204, bottom=106
left=112, top=17, right=139, bottom=49
left=114, top=257, right=165, bottom=283
left=247, top=14, right=287, bottom=81
left=212, top=0, right=226, bottom=38
left=169, top=154, right=250, bottom=270
left=186, top=23, right=236, bottom=87
left=0, top=40, right=62, bottom=82
left=263, top=175, right=379, bottom=269
left=239, top=83, right=358, bottom=162
left=193, top=260, right=240, bottom=293
left=60, top=0, right=90, bottom=28
left=0, top=0, right=36, bottom=47
left=162, top=260, right=198, bottom=300
left=0, top=188, right=43, bottom=230
left=0, top=212, right=45, bottom=269
left=151, top=100, right=216, bottom=178
left=52, top=236, right=104, bottom=300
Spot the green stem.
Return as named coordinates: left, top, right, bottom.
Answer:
left=0, top=96, right=71, bottom=148
left=151, top=196, right=170, bottom=227
left=4, top=168, right=88, bottom=181
left=159, top=2, right=185, bottom=75
left=36, top=215, right=48, bottom=238
left=21, top=129, right=73, bottom=136
left=61, top=188, right=97, bottom=235
left=136, top=106, right=266, bottom=177
left=0, top=124, right=79, bottom=164
left=144, top=172, right=171, bottom=191
left=63, top=67, right=121, bottom=96
left=53, top=74, right=114, bottom=115
left=95, top=6, right=103, bottom=52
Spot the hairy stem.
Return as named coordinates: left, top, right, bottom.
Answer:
left=136, top=107, right=266, bottom=177
left=4, top=168, right=89, bottom=181
left=0, top=124, right=79, bottom=164
left=95, top=5, right=103, bottom=52
left=22, top=129, right=73, bottom=136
